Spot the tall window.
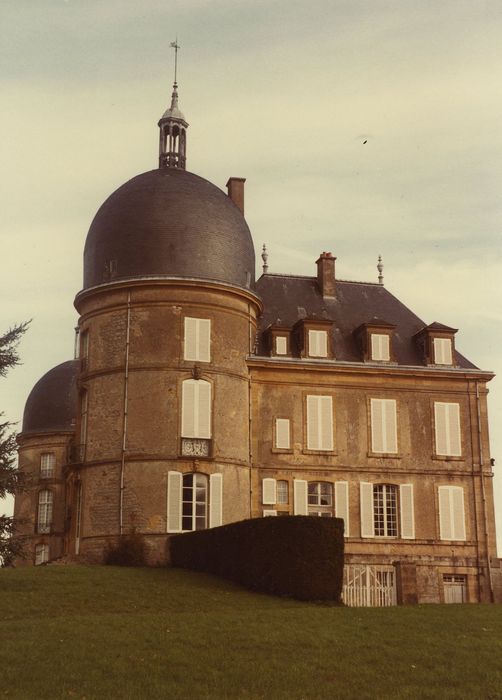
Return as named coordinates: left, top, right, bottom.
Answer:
left=434, top=402, right=461, bottom=456
left=275, top=418, right=290, bottom=449
left=308, top=330, right=328, bottom=358
left=360, top=483, right=414, bottom=539
left=308, top=482, right=333, bottom=516
left=80, top=331, right=89, bottom=360
left=371, top=334, right=390, bottom=361
left=184, top=318, right=211, bottom=362
left=438, top=486, right=466, bottom=540
left=433, top=338, right=453, bottom=365
left=35, top=543, right=49, bottom=566
left=306, top=395, right=333, bottom=451
left=181, top=379, right=211, bottom=439
left=373, top=484, right=397, bottom=536
left=37, top=490, right=53, bottom=534
left=277, top=480, right=289, bottom=505
left=370, top=398, right=397, bottom=453
left=80, top=390, right=88, bottom=449
left=40, top=453, right=55, bottom=478
left=167, top=471, right=222, bottom=533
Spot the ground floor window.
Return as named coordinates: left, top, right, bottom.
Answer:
left=35, top=543, right=49, bottom=566
left=182, top=473, right=208, bottom=531
left=308, top=482, right=333, bottom=517
left=373, top=484, right=397, bottom=536
left=167, top=471, right=222, bottom=533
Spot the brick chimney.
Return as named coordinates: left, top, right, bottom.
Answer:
left=316, top=252, right=336, bottom=298
left=226, top=177, right=246, bottom=215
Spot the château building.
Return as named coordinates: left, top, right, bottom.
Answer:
left=14, top=77, right=501, bottom=605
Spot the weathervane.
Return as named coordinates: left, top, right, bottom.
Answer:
left=170, top=39, right=180, bottom=85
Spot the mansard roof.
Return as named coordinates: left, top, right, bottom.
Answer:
left=255, top=274, right=476, bottom=369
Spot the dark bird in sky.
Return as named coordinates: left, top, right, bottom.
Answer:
left=363, top=140, right=368, bottom=144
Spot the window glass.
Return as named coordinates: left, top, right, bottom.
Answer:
left=40, top=453, right=55, bottom=478
left=35, top=543, right=49, bottom=566
left=308, top=482, right=333, bottom=516
left=182, top=473, right=208, bottom=531
left=277, top=480, right=289, bottom=504
left=37, top=490, right=53, bottom=534
left=373, top=484, right=397, bottom=537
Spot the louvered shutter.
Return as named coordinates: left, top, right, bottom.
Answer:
left=307, top=396, right=320, bottom=449
left=451, top=486, right=466, bottom=540
left=335, top=481, right=349, bottom=537
left=384, top=400, right=397, bottom=453
left=198, top=319, right=211, bottom=362
left=400, top=484, right=415, bottom=539
left=320, top=396, right=333, bottom=450
left=308, top=330, right=318, bottom=356
left=434, top=338, right=452, bottom=365
left=167, top=471, right=182, bottom=532
left=371, top=334, right=390, bottom=361
left=318, top=331, right=328, bottom=357
left=275, top=419, right=290, bottom=449
left=360, top=482, right=374, bottom=537
left=209, top=473, right=223, bottom=527
left=447, top=404, right=461, bottom=456
left=182, top=380, right=196, bottom=437
left=370, top=399, right=384, bottom=452
left=371, top=399, right=397, bottom=453
left=197, top=381, right=212, bottom=439
left=275, top=336, right=287, bottom=355
left=434, top=403, right=448, bottom=455
left=184, top=318, right=197, bottom=361
left=293, top=479, right=308, bottom=515
left=262, top=478, right=277, bottom=505
left=438, top=486, right=452, bottom=540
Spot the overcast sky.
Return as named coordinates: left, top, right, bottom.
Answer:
left=1, top=0, right=501, bottom=552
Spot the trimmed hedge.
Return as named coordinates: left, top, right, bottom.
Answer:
left=169, top=515, right=344, bottom=601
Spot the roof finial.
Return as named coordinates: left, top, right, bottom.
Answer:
left=158, top=39, right=188, bottom=169
left=170, top=38, right=180, bottom=86
left=377, top=255, right=384, bottom=285
left=262, top=244, right=269, bottom=274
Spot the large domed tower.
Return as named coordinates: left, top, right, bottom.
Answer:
left=67, top=74, right=261, bottom=563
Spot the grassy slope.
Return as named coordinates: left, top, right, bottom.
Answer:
left=0, top=566, right=501, bottom=700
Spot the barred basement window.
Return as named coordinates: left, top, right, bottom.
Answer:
left=35, top=543, right=49, bottom=566
left=37, top=490, right=53, bottom=534
left=40, top=453, right=55, bottom=478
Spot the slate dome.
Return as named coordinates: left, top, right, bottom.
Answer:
left=22, top=360, right=78, bottom=435
left=83, top=168, right=256, bottom=290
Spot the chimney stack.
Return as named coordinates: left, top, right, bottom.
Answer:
left=226, top=177, right=246, bottom=215
left=316, top=252, right=336, bottom=298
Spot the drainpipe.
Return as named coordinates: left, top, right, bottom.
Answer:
left=248, top=302, right=253, bottom=519
left=468, top=381, right=482, bottom=601
left=119, top=292, right=132, bottom=536
left=476, top=381, right=494, bottom=602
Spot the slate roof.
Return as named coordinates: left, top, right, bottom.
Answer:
left=83, top=168, right=255, bottom=291
left=22, top=360, right=78, bottom=435
left=255, top=274, right=477, bottom=369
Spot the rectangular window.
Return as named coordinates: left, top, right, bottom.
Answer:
left=438, top=485, right=466, bottom=540
left=433, top=338, right=453, bottom=365
left=263, top=509, right=278, bottom=517
left=308, top=330, right=328, bottom=358
left=37, top=490, right=53, bottom=534
left=35, top=544, right=49, bottom=566
left=373, top=484, right=397, bottom=536
left=370, top=399, right=397, bottom=453
left=277, top=480, right=289, bottom=505
left=275, top=418, right=291, bottom=449
left=371, top=334, right=390, bottom=361
left=308, top=482, right=333, bottom=516
left=434, top=402, right=461, bottom=456
left=80, top=391, right=88, bottom=449
left=80, top=331, right=89, bottom=359
left=262, top=478, right=277, bottom=505
left=275, top=336, right=287, bottom=355
left=306, top=395, right=333, bottom=451
left=182, top=379, right=212, bottom=439
left=40, top=453, right=55, bottom=478
left=184, top=317, right=211, bottom=362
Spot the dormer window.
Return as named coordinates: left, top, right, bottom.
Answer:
left=433, top=338, right=453, bottom=365
left=308, top=330, right=328, bottom=358
left=371, top=334, right=390, bottom=361
left=264, top=325, right=291, bottom=357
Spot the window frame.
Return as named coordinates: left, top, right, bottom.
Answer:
left=433, top=337, right=453, bottom=365
left=37, top=489, right=54, bottom=534
left=433, top=401, right=462, bottom=457
left=369, top=398, right=398, bottom=455
left=34, top=543, right=49, bottom=566
left=182, top=472, right=209, bottom=532
left=373, top=484, right=398, bottom=537
left=370, top=333, right=390, bottom=362
left=40, top=452, right=55, bottom=479
left=305, top=394, right=334, bottom=453
left=184, top=317, right=211, bottom=363
left=181, top=378, right=212, bottom=440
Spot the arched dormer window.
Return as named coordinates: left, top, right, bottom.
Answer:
left=37, top=490, right=53, bottom=534
left=181, top=379, right=212, bottom=457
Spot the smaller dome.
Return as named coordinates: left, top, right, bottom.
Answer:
left=22, top=360, right=78, bottom=435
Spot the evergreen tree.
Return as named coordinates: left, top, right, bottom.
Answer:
left=0, top=322, right=29, bottom=566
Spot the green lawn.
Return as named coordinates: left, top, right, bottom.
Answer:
left=0, top=566, right=501, bottom=699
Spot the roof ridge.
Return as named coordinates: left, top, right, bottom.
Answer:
left=258, top=273, right=381, bottom=287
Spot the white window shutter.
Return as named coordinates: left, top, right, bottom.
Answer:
left=438, top=486, right=452, bottom=540
left=370, top=399, right=384, bottom=453
left=198, top=319, right=211, bottom=362
left=293, top=479, right=308, bottom=515
left=181, top=380, right=196, bottom=437
left=400, top=484, right=415, bottom=539
left=262, top=478, right=277, bottom=505
left=384, top=400, right=397, bottom=453
left=335, top=481, right=349, bottom=537
left=371, top=334, right=390, bottom=361
left=197, top=381, right=212, bottom=439
left=447, top=404, right=461, bottom=456
left=184, top=318, right=197, bottom=361
left=434, top=338, right=452, bottom=365
left=167, top=471, right=182, bottom=533
left=307, top=396, right=319, bottom=450
left=360, top=482, right=374, bottom=538
left=435, top=403, right=448, bottom=455
left=209, top=473, right=223, bottom=528
left=275, top=418, right=290, bottom=449
left=451, top=486, right=466, bottom=540
left=263, top=509, right=277, bottom=517
left=275, top=336, right=287, bottom=355
left=320, top=396, right=333, bottom=451
left=318, top=331, right=328, bottom=357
